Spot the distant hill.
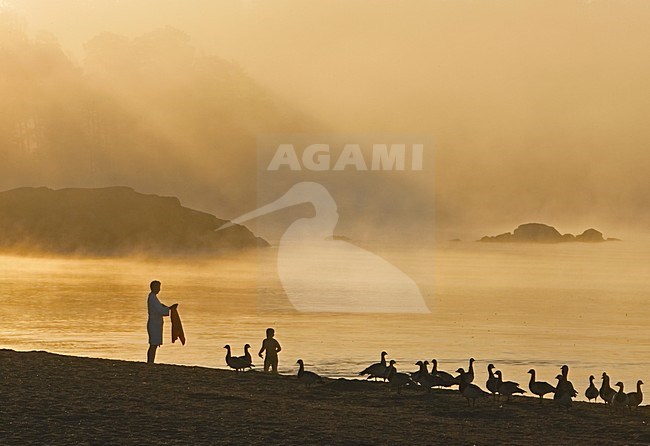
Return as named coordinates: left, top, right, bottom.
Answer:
left=0, top=187, right=268, bottom=256
left=479, top=223, right=618, bottom=243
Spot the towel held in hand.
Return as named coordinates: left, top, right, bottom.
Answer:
left=171, top=306, right=186, bottom=345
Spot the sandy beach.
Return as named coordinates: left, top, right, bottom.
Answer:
left=0, top=349, right=648, bottom=445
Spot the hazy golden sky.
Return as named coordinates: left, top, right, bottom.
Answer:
left=3, top=0, right=650, bottom=238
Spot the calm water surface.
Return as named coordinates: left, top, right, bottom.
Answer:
left=1, top=241, right=649, bottom=400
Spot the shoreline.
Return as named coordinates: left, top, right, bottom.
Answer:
left=1, top=349, right=648, bottom=445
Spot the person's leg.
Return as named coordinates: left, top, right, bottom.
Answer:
left=264, top=356, right=271, bottom=372
left=147, top=345, right=158, bottom=364
left=271, top=356, right=278, bottom=374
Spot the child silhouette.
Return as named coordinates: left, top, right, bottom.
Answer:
left=258, top=327, right=282, bottom=373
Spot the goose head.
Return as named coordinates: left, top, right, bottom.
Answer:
left=615, top=381, right=624, bottom=390
left=456, top=367, right=465, bottom=374
left=601, top=372, right=609, bottom=380
left=555, top=374, right=563, bottom=382
left=244, top=343, right=251, bottom=350
left=561, top=365, right=569, bottom=376
left=527, top=369, right=535, bottom=375
left=423, top=360, right=430, bottom=366
left=589, top=375, right=595, bottom=381
left=223, top=344, right=231, bottom=350
left=469, top=358, right=475, bottom=364
left=488, top=364, right=495, bottom=371
left=388, top=360, right=397, bottom=366
left=415, top=360, right=423, bottom=366
left=494, top=370, right=503, bottom=378
left=381, top=351, right=388, bottom=358
left=296, top=359, right=304, bottom=366
left=638, top=380, right=645, bottom=386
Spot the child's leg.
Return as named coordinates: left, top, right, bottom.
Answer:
left=264, top=356, right=271, bottom=372
left=271, top=356, right=278, bottom=374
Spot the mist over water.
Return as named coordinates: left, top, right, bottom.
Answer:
left=1, top=240, right=648, bottom=399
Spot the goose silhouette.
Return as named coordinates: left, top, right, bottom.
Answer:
left=219, top=182, right=429, bottom=313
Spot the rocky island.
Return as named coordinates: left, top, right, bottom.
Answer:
left=0, top=187, right=267, bottom=256
left=480, top=223, right=618, bottom=243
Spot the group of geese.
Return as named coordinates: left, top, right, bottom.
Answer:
left=223, top=344, right=254, bottom=371
left=359, top=352, right=644, bottom=412
left=223, top=345, right=644, bottom=412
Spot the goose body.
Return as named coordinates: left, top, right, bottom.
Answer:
left=611, top=381, right=628, bottom=413
left=495, top=370, right=526, bottom=401
left=413, top=361, right=439, bottom=390
left=600, top=372, right=616, bottom=404
left=486, top=364, right=499, bottom=400
left=626, top=380, right=644, bottom=411
left=359, top=351, right=389, bottom=381
left=466, top=358, right=476, bottom=383
left=224, top=344, right=250, bottom=371
left=456, top=368, right=490, bottom=406
left=585, top=375, right=599, bottom=402
left=235, top=343, right=254, bottom=370
left=296, top=359, right=324, bottom=389
left=388, top=363, right=414, bottom=394
left=527, top=369, right=556, bottom=402
left=555, top=375, right=572, bottom=410
left=600, top=372, right=616, bottom=405
left=410, top=360, right=427, bottom=380
left=411, top=361, right=433, bottom=387
left=430, top=359, right=457, bottom=387
left=375, top=359, right=397, bottom=381
left=224, top=344, right=235, bottom=368
left=554, top=365, right=577, bottom=400
left=384, top=359, right=397, bottom=379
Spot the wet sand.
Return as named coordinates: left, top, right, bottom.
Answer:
left=0, top=349, right=648, bottom=445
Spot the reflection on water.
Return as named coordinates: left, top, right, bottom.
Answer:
left=1, top=241, right=649, bottom=400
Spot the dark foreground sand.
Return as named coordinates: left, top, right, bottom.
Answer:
left=1, top=350, right=648, bottom=445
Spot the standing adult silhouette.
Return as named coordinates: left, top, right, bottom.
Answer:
left=147, top=280, right=177, bottom=364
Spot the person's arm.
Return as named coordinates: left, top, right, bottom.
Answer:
left=155, top=297, right=171, bottom=317
left=275, top=340, right=282, bottom=353
left=163, top=303, right=178, bottom=316
left=258, top=340, right=266, bottom=358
